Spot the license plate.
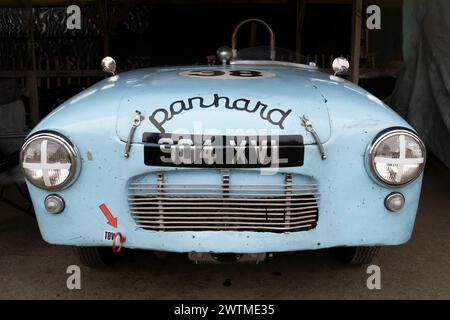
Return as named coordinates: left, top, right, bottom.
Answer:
left=143, top=132, right=304, bottom=168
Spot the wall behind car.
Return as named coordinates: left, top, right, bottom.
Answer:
left=0, top=0, right=402, bottom=126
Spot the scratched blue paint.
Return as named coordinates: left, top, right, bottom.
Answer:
left=26, top=64, right=424, bottom=253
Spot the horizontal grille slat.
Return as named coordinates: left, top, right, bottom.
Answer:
left=129, top=192, right=320, bottom=197
left=132, top=214, right=318, bottom=221
left=131, top=209, right=318, bottom=216
left=136, top=225, right=314, bottom=231
left=129, top=197, right=320, bottom=203
left=129, top=187, right=319, bottom=192
left=130, top=183, right=318, bottom=187
left=128, top=171, right=319, bottom=233
left=134, top=219, right=317, bottom=226
left=130, top=205, right=318, bottom=212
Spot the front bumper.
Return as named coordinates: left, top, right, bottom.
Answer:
left=27, top=134, right=423, bottom=253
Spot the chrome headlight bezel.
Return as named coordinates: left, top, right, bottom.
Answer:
left=20, top=131, right=80, bottom=191
left=367, top=127, right=426, bottom=187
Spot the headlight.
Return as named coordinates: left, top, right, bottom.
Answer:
left=368, top=128, right=426, bottom=186
left=20, top=131, right=79, bottom=190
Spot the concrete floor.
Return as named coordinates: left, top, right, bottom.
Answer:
left=0, top=163, right=449, bottom=299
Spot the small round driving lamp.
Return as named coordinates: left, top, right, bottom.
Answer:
left=332, top=57, right=350, bottom=75
left=385, top=193, right=405, bottom=212
left=101, top=56, right=116, bottom=75
left=368, top=128, right=426, bottom=186
left=44, top=194, right=65, bottom=214
left=216, top=45, right=232, bottom=65
left=20, top=132, right=79, bottom=191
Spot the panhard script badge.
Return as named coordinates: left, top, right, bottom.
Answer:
left=148, top=94, right=291, bottom=134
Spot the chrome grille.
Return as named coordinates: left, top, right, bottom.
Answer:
left=128, top=171, right=319, bottom=232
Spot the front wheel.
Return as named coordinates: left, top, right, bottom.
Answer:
left=72, top=247, right=117, bottom=268
left=339, top=246, right=380, bottom=265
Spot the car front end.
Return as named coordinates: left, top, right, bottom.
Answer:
left=20, top=63, right=426, bottom=265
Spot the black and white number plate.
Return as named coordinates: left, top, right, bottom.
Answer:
left=143, top=132, right=304, bottom=168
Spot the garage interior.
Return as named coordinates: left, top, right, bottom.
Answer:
left=0, top=0, right=449, bottom=299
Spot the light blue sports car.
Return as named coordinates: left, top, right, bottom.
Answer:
left=20, top=19, right=426, bottom=267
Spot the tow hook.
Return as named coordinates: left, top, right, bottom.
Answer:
left=112, top=232, right=126, bottom=254
left=301, top=115, right=327, bottom=160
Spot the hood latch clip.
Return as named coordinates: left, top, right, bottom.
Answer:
left=124, top=110, right=144, bottom=158
left=301, top=115, right=327, bottom=160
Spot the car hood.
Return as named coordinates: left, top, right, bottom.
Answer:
left=114, top=66, right=330, bottom=145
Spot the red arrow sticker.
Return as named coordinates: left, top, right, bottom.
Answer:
left=99, top=203, right=118, bottom=228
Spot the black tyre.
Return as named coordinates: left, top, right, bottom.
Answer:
left=73, top=247, right=117, bottom=268
left=339, top=246, right=380, bottom=265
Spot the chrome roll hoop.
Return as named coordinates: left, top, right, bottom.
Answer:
left=231, top=18, right=276, bottom=61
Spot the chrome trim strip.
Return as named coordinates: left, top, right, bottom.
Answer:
left=134, top=219, right=316, bottom=228
left=132, top=213, right=318, bottom=219
left=128, top=187, right=319, bottom=192
left=136, top=225, right=314, bottom=231
left=129, top=197, right=320, bottom=203
left=130, top=182, right=319, bottom=186
left=129, top=192, right=320, bottom=197
left=130, top=205, right=319, bottom=212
